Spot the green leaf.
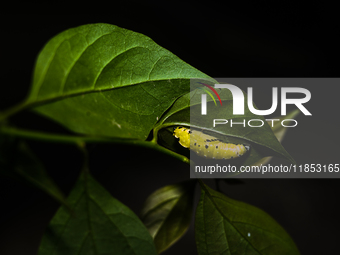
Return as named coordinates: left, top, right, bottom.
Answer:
left=269, top=109, right=300, bottom=142
left=156, top=87, right=295, bottom=165
left=38, top=171, right=157, bottom=255
left=141, top=180, right=196, bottom=254
left=252, top=109, right=300, bottom=166
left=0, top=133, right=67, bottom=206
left=195, top=183, right=300, bottom=255
left=26, top=23, right=213, bottom=139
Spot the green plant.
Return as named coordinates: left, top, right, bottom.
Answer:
left=0, top=23, right=300, bottom=255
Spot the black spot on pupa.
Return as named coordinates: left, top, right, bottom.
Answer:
left=194, top=143, right=197, bottom=146
left=189, top=130, right=192, bottom=134
left=198, top=145, right=200, bottom=147
left=205, top=145, right=209, bottom=149
left=222, top=157, right=226, bottom=160
left=216, top=146, right=218, bottom=149
left=206, top=139, right=211, bottom=142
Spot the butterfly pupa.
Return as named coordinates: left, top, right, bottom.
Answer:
left=173, top=126, right=250, bottom=159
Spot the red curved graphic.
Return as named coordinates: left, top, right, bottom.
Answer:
left=198, top=82, right=223, bottom=106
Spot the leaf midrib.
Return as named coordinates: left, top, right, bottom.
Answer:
left=83, top=173, right=142, bottom=255
left=201, top=186, right=262, bottom=255
left=209, top=195, right=291, bottom=247
left=49, top=191, right=85, bottom=255
left=142, top=196, right=180, bottom=219
left=26, top=78, right=192, bottom=111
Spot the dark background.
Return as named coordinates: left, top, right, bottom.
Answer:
left=1, top=2, right=340, bottom=255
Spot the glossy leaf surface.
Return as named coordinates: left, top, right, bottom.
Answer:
left=141, top=181, right=196, bottom=253
left=29, top=23, right=212, bottom=139
left=195, top=183, right=300, bottom=255
left=38, top=171, right=157, bottom=255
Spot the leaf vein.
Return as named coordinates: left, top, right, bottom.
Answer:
left=92, top=46, right=146, bottom=90
left=60, top=32, right=113, bottom=94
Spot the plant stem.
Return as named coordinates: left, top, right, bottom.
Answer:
left=0, top=126, right=109, bottom=144
left=197, top=179, right=206, bottom=189
left=0, top=126, right=190, bottom=164
left=0, top=101, right=28, bottom=122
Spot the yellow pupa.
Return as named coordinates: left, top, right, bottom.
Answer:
left=173, top=127, right=249, bottom=160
